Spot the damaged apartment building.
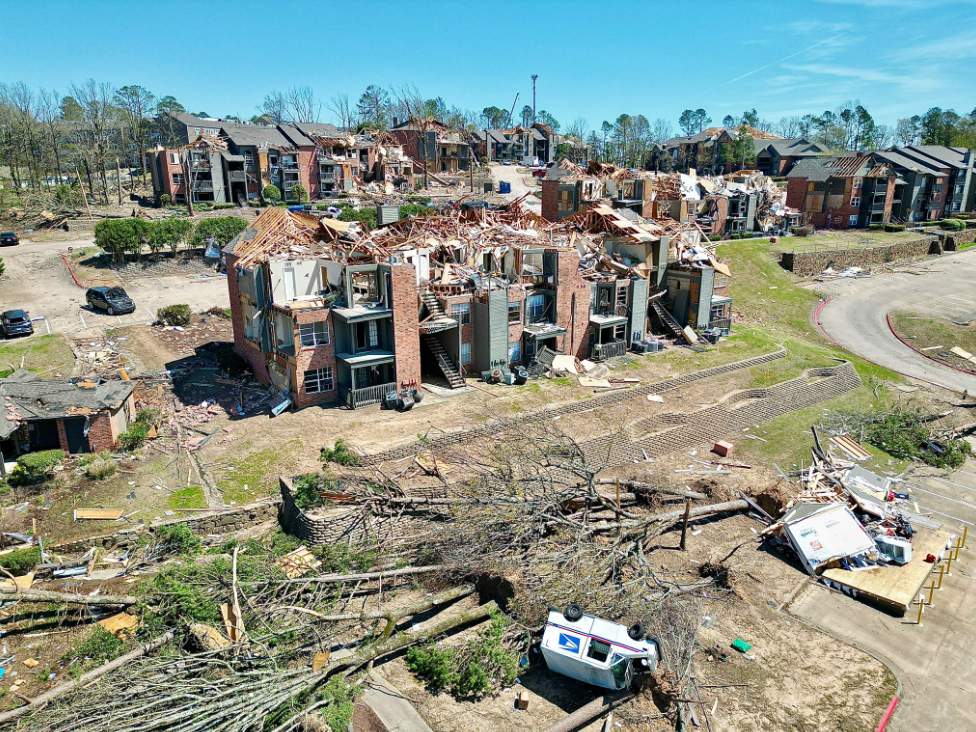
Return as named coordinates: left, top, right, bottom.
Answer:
left=149, top=122, right=414, bottom=205
left=224, top=200, right=733, bottom=410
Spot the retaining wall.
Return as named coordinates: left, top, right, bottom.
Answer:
left=780, top=236, right=941, bottom=276
left=53, top=498, right=281, bottom=552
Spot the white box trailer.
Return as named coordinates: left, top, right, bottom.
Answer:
left=540, top=605, right=660, bottom=690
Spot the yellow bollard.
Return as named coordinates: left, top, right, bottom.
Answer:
left=916, top=598, right=924, bottom=625
left=926, top=582, right=936, bottom=605
left=946, top=551, right=954, bottom=575
left=963, top=526, right=969, bottom=550
left=935, top=565, right=946, bottom=590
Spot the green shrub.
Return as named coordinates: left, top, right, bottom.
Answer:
left=851, top=406, right=973, bottom=469
left=337, top=206, right=377, bottom=229
left=406, top=610, right=517, bottom=699
left=262, top=184, right=282, bottom=204
left=119, top=422, right=149, bottom=451
left=792, top=225, right=813, bottom=237
left=0, top=546, right=40, bottom=576
left=192, top=216, right=248, bottom=247
left=148, top=217, right=193, bottom=257
left=314, top=202, right=330, bottom=210
left=213, top=202, right=236, bottom=209
left=159, top=193, right=172, bottom=207
left=884, top=223, right=905, bottom=232
left=292, top=472, right=328, bottom=510
left=144, top=564, right=221, bottom=627
left=399, top=203, right=435, bottom=219
left=157, top=303, right=192, bottom=326
left=95, top=218, right=150, bottom=263
left=136, top=408, right=162, bottom=428
left=151, top=523, right=202, bottom=556
left=940, top=218, right=965, bottom=231
left=314, top=541, right=376, bottom=573
left=10, top=449, right=65, bottom=485
left=84, top=452, right=117, bottom=480
left=62, top=627, right=126, bottom=674
left=867, top=223, right=884, bottom=231
left=320, top=439, right=359, bottom=466
left=0, top=257, right=4, bottom=277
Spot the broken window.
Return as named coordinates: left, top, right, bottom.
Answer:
left=299, top=321, right=329, bottom=347
left=586, top=639, right=611, bottom=664
left=521, top=251, right=544, bottom=276
left=304, top=367, right=334, bottom=394
left=351, top=271, right=380, bottom=305
left=527, top=293, right=547, bottom=323
left=355, top=320, right=379, bottom=350
left=451, top=303, right=471, bottom=324
left=508, top=301, right=521, bottom=324
left=460, top=342, right=472, bottom=365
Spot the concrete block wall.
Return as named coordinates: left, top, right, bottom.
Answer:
left=780, top=236, right=941, bottom=276
left=52, top=498, right=281, bottom=553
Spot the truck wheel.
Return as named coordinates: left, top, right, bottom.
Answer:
left=627, top=622, right=645, bottom=641
left=564, top=603, right=583, bottom=621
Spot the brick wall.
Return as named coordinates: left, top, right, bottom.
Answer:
left=508, top=287, right=526, bottom=362
left=541, top=180, right=560, bottom=222
left=297, top=148, right=317, bottom=199
left=553, top=249, right=593, bottom=358
left=291, top=309, right=338, bottom=408
left=87, top=411, right=116, bottom=452
left=780, top=235, right=942, bottom=276
left=786, top=178, right=808, bottom=214
left=390, top=265, right=422, bottom=389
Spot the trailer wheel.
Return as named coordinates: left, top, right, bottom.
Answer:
left=627, top=622, right=645, bottom=641
left=564, top=603, right=583, bottom=621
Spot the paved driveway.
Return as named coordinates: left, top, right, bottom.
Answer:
left=815, top=250, right=976, bottom=393
left=0, top=236, right=228, bottom=338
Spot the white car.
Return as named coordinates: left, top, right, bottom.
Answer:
left=540, top=604, right=660, bottom=690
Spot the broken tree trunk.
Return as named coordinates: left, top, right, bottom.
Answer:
left=591, top=499, right=750, bottom=534
left=545, top=690, right=636, bottom=732
left=0, top=630, right=176, bottom=725
left=0, top=588, right=138, bottom=606
left=264, top=564, right=445, bottom=586
left=593, top=479, right=708, bottom=501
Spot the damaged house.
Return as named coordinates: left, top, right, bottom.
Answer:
left=389, top=118, right=473, bottom=175
left=786, top=155, right=897, bottom=229
left=0, top=371, right=135, bottom=465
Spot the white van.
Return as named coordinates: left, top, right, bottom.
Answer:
left=540, top=605, right=661, bottom=690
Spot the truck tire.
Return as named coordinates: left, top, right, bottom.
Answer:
left=627, top=622, right=645, bottom=641
left=564, top=603, right=583, bottom=621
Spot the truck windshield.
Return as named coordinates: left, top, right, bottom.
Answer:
left=610, top=655, right=630, bottom=689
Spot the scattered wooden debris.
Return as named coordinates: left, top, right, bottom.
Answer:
left=73, top=508, right=124, bottom=521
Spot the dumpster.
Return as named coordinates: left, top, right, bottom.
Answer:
left=499, top=181, right=511, bottom=194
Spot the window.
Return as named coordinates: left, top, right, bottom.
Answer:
left=586, top=639, right=611, bottom=664
left=304, top=367, right=334, bottom=394
left=172, top=174, right=184, bottom=186
left=451, top=303, right=471, bottom=324
left=848, top=214, right=859, bottom=227
left=299, top=321, right=329, bottom=347
left=850, top=196, right=860, bottom=207
left=169, top=152, right=179, bottom=165
left=509, top=341, right=521, bottom=364
left=527, top=293, right=546, bottom=323
left=508, top=301, right=521, bottom=324
left=460, top=342, right=472, bottom=365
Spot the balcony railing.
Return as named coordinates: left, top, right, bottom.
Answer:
left=341, top=381, right=397, bottom=409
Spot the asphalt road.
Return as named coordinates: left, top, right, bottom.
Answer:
left=0, top=236, right=228, bottom=338
left=816, top=250, right=976, bottom=394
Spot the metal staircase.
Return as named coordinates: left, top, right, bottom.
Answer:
left=422, top=333, right=465, bottom=389
left=419, top=290, right=457, bottom=334
left=651, top=300, right=692, bottom=344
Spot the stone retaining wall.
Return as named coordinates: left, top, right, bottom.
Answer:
left=53, top=498, right=281, bottom=552
left=780, top=236, right=941, bottom=276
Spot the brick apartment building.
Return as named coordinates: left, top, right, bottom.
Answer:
left=874, top=145, right=976, bottom=221
left=389, top=118, right=473, bottom=174
left=786, top=155, right=897, bottom=229
left=0, top=371, right=135, bottom=463
left=223, top=203, right=724, bottom=410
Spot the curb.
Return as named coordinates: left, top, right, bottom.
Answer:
left=60, top=253, right=84, bottom=289
left=876, top=695, right=900, bottom=732
left=885, top=313, right=976, bottom=377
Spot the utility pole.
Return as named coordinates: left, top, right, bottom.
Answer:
left=531, top=74, right=538, bottom=124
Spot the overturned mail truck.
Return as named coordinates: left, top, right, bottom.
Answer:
left=541, top=604, right=660, bottom=690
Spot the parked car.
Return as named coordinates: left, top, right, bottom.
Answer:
left=540, top=604, right=660, bottom=690
left=0, top=231, right=19, bottom=246
left=1, top=309, right=34, bottom=338
left=86, top=286, right=135, bottom=315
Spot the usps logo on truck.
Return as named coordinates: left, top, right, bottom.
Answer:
left=558, top=633, right=581, bottom=653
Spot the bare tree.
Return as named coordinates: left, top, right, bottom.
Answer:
left=6, top=82, right=42, bottom=190
left=328, top=93, right=353, bottom=131
left=285, top=86, right=321, bottom=124
left=776, top=115, right=802, bottom=138
left=36, top=88, right=65, bottom=183
left=70, top=79, right=118, bottom=203
left=114, top=85, right=156, bottom=188
left=259, top=91, right=287, bottom=124
left=651, top=118, right=674, bottom=143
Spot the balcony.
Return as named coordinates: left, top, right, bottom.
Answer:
left=193, top=182, right=214, bottom=192
left=340, top=381, right=397, bottom=409
left=227, top=171, right=246, bottom=183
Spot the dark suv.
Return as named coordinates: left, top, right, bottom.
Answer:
left=1, top=309, right=34, bottom=338
left=86, top=286, right=135, bottom=315
left=0, top=231, right=19, bottom=246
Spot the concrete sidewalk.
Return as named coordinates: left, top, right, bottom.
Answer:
left=361, top=669, right=433, bottom=732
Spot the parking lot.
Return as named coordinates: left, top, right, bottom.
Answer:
left=0, top=235, right=228, bottom=341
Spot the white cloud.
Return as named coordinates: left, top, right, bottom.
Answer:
left=782, top=62, right=944, bottom=94
left=816, top=0, right=972, bottom=8
left=888, top=35, right=976, bottom=62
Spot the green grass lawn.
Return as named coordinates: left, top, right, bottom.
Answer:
left=215, top=440, right=300, bottom=505
left=167, top=485, right=207, bottom=510
left=712, top=240, right=903, bottom=467
left=889, top=311, right=976, bottom=372
left=0, top=334, right=75, bottom=378
left=773, top=229, right=925, bottom=253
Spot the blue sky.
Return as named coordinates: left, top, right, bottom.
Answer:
left=1, top=0, right=973, bottom=132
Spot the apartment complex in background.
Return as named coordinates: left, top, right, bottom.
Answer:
left=476, top=124, right=557, bottom=165
left=388, top=118, right=473, bottom=174
left=786, top=155, right=897, bottom=229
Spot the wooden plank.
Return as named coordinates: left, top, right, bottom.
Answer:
left=73, top=509, right=124, bottom=521
left=821, top=528, right=950, bottom=613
